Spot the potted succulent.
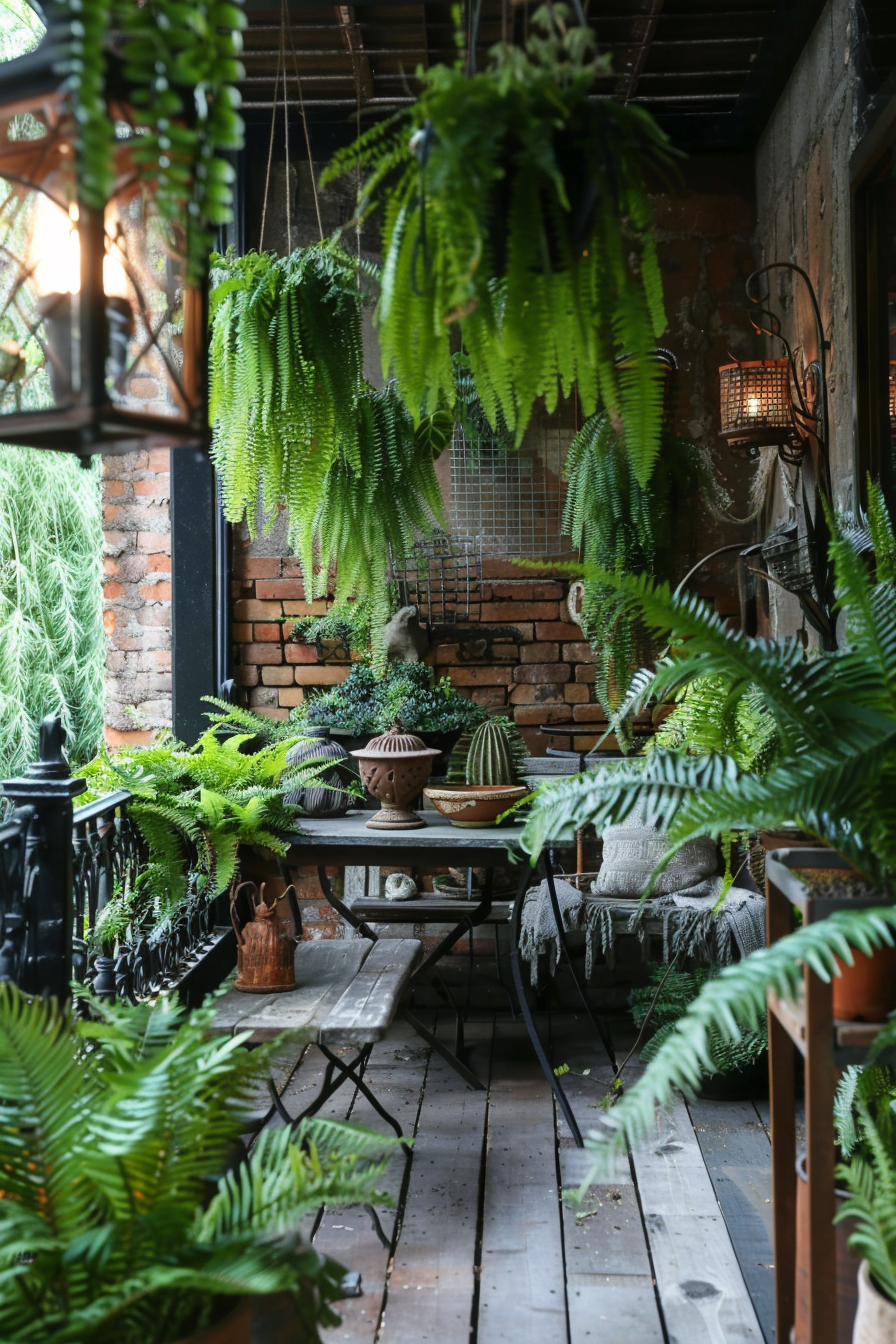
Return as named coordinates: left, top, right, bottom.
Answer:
left=293, top=663, right=487, bottom=772
left=0, top=985, right=398, bottom=1344
left=426, top=717, right=529, bottom=827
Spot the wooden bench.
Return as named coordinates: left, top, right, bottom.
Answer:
left=211, top=937, right=422, bottom=1140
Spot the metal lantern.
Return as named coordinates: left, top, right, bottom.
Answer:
left=0, top=22, right=207, bottom=456
left=718, top=358, right=794, bottom=456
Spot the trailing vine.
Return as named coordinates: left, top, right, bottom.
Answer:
left=52, top=0, right=246, bottom=282
left=562, top=412, right=706, bottom=725
left=323, top=4, right=677, bottom=478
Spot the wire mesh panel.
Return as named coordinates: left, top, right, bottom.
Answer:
left=392, top=532, right=482, bottom=625
left=448, top=399, right=576, bottom=559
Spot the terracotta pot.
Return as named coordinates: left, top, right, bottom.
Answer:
left=832, top=942, right=896, bottom=1022
left=424, top=784, right=528, bottom=828
left=853, top=1260, right=896, bottom=1343
left=169, top=1298, right=251, bottom=1344
left=351, top=722, right=440, bottom=830
left=793, top=1154, right=858, bottom=1344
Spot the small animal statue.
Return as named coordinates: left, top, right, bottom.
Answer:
left=230, top=880, right=299, bottom=993
left=383, top=605, right=431, bottom=662
left=384, top=873, right=418, bottom=901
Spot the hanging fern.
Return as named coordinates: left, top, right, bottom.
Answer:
left=649, top=679, right=780, bottom=774
left=563, top=412, right=706, bottom=724
left=323, top=5, right=677, bottom=479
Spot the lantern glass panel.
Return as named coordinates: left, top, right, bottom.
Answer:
left=0, top=95, right=78, bottom=417
left=0, top=62, right=205, bottom=453
left=718, top=358, right=793, bottom=446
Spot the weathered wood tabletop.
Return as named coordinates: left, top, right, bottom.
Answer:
left=280, top=811, right=529, bottom=870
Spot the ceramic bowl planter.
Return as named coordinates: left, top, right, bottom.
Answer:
left=351, top=722, right=440, bottom=830
left=424, top=784, right=528, bottom=828
left=853, top=1261, right=896, bottom=1344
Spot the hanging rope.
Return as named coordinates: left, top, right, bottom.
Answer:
left=286, top=0, right=324, bottom=244
left=280, top=0, right=291, bottom=252
left=258, top=14, right=285, bottom=252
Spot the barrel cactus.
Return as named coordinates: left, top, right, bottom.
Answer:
left=463, top=718, right=526, bottom=786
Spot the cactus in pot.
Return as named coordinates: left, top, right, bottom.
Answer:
left=461, top=718, right=527, bottom=786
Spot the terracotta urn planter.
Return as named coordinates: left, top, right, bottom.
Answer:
left=169, top=1298, right=251, bottom=1344
left=853, top=1261, right=896, bottom=1344
left=351, top=721, right=440, bottom=830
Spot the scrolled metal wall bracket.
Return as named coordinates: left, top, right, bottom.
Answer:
left=744, top=261, right=833, bottom=502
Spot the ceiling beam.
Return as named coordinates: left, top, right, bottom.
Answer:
left=334, top=4, right=374, bottom=102
left=622, top=0, right=666, bottom=104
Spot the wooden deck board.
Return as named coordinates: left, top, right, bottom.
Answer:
left=632, top=1095, right=765, bottom=1342
left=380, top=1020, right=492, bottom=1343
left=248, top=1010, right=776, bottom=1344
left=477, top=1021, right=568, bottom=1344
left=688, top=1097, right=775, bottom=1344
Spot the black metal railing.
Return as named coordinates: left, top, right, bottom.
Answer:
left=0, top=717, right=235, bottom=1004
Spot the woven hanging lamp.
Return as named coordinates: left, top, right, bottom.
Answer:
left=718, top=358, right=794, bottom=456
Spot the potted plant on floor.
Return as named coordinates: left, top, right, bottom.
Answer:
left=0, top=985, right=398, bottom=1344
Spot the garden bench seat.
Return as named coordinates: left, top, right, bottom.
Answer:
left=210, top=938, right=423, bottom=1140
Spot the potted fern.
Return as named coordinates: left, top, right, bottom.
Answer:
left=0, top=985, right=398, bottom=1344
left=323, top=4, right=677, bottom=476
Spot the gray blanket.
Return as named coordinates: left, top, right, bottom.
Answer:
left=517, top=877, right=765, bottom=987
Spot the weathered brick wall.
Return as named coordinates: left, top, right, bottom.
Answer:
left=102, top=448, right=172, bottom=747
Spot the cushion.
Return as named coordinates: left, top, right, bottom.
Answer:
left=594, top=801, right=718, bottom=898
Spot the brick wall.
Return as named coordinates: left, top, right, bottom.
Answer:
left=102, top=448, right=172, bottom=748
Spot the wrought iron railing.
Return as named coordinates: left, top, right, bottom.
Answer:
left=0, top=717, right=235, bottom=1004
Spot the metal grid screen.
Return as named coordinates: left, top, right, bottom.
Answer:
left=448, top=401, right=576, bottom=559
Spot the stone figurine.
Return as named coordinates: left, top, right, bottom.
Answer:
left=383, top=605, right=431, bottom=662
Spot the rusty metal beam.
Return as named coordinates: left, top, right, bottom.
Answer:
left=334, top=4, right=374, bottom=102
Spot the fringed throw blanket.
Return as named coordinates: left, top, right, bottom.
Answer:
left=517, top=877, right=765, bottom=987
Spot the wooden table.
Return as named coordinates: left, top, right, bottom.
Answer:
left=766, top=847, right=890, bottom=1344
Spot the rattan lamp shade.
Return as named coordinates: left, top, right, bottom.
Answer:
left=718, top=358, right=793, bottom=448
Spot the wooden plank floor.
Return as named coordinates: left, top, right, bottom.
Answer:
left=250, top=1011, right=774, bottom=1344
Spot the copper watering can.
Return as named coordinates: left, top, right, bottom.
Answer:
left=230, top=880, right=301, bottom=994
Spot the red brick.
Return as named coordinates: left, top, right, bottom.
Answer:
left=253, top=622, right=284, bottom=642
left=284, top=643, right=322, bottom=665
left=471, top=687, right=507, bottom=707
left=235, top=666, right=259, bottom=687
left=509, top=684, right=565, bottom=705
left=447, top=667, right=514, bottom=686
left=489, top=581, right=565, bottom=600
left=512, top=706, right=574, bottom=726
left=140, top=581, right=171, bottom=602
left=292, top=666, right=351, bottom=685
left=513, top=664, right=570, bottom=684
left=133, top=478, right=169, bottom=498
left=562, top=641, right=596, bottom=663
left=278, top=687, right=305, bottom=707
left=432, top=644, right=461, bottom=665
left=256, top=579, right=307, bottom=600
left=103, top=503, right=122, bottom=523
left=254, top=707, right=289, bottom=721
left=147, top=650, right=172, bottom=669
left=104, top=581, right=125, bottom=599
left=261, top=666, right=295, bottom=686
left=282, top=600, right=329, bottom=617
left=104, top=479, right=127, bottom=498
left=575, top=665, right=597, bottom=683
left=564, top=684, right=590, bottom=703
left=137, top=532, right=171, bottom=553
left=105, top=727, right=155, bottom=748
left=233, top=598, right=283, bottom=621
left=519, top=642, right=559, bottom=663
left=146, top=554, right=171, bottom=574
left=146, top=448, right=171, bottom=472
left=240, top=643, right=284, bottom=665
left=573, top=705, right=607, bottom=722
left=136, top=606, right=170, bottom=627
left=535, top=621, right=577, bottom=640
left=233, top=557, right=281, bottom=580
left=104, top=558, right=118, bottom=576
left=103, top=610, right=116, bottom=635
left=478, top=602, right=559, bottom=622
left=233, top=623, right=252, bottom=643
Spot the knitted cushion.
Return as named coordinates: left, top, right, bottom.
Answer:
left=595, top=802, right=718, bottom=897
